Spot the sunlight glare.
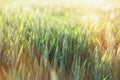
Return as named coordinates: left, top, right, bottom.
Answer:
left=81, top=0, right=104, bottom=7
left=102, top=3, right=112, bottom=11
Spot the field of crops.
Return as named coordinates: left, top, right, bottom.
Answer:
left=0, top=0, right=120, bottom=80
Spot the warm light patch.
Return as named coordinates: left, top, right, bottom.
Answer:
left=81, top=0, right=104, bottom=7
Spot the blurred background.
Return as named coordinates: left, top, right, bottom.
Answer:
left=1, top=0, right=120, bottom=8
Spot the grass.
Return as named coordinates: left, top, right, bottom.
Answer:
left=0, top=0, right=120, bottom=80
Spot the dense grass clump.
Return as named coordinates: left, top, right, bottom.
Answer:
left=0, top=2, right=120, bottom=80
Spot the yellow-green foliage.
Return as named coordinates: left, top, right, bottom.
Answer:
left=0, top=1, right=120, bottom=80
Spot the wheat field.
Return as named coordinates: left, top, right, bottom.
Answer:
left=0, top=0, right=120, bottom=80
